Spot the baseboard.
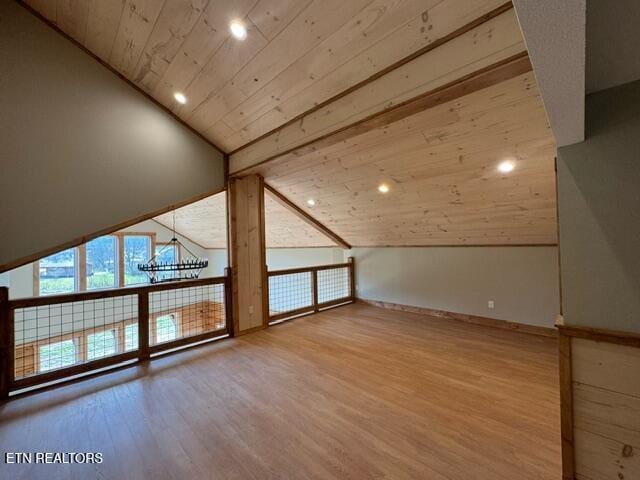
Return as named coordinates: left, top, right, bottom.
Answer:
left=357, top=298, right=557, bottom=338
left=235, top=324, right=268, bottom=336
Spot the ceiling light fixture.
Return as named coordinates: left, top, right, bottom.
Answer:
left=230, top=20, right=247, bottom=40
left=378, top=184, right=390, bottom=194
left=497, top=160, right=515, bottom=173
left=307, top=199, right=316, bottom=207
left=173, top=92, right=187, bottom=105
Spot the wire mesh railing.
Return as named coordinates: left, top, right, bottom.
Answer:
left=267, top=258, right=354, bottom=323
left=0, top=274, right=231, bottom=397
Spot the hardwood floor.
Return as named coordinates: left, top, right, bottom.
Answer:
left=0, top=304, right=561, bottom=479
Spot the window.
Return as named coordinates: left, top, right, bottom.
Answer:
left=124, top=323, right=138, bottom=351
left=124, top=235, right=151, bottom=286
left=39, top=339, right=77, bottom=372
left=86, top=236, right=117, bottom=290
left=155, top=243, right=179, bottom=282
left=38, top=249, right=77, bottom=295
left=156, top=314, right=178, bottom=344
left=86, top=329, right=118, bottom=360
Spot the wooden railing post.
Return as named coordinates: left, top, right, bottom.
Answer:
left=138, top=291, right=150, bottom=361
left=312, top=270, right=319, bottom=312
left=0, top=287, right=11, bottom=400
left=348, top=257, right=356, bottom=300
left=224, top=267, right=235, bottom=337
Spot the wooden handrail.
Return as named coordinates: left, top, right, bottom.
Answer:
left=268, top=262, right=351, bottom=276
left=8, top=275, right=226, bottom=309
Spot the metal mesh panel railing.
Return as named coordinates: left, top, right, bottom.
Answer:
left=267, top=260, right=354, bottom=323
left=2, top=275, right=230, bottom=396
left=13, top=295, right=137, bottom=381
left=317, top=266, right=350, bottom=304
left=149, top=282, right=226, bottom=346
left=268, top=272, right=313, bottom=316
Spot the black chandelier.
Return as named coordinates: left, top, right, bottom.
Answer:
left=137, top=212, right=208, bottom=284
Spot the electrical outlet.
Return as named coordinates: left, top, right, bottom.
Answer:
left=248, top=305, right=254, bottom=314
left=488, top=300, right=495, bottom=309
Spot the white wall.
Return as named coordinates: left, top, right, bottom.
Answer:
left=351, top=246, right=560, bottom=328
left=266, top=248, right=345, bottom=270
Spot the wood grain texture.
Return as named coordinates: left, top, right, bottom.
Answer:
left=357, top=298, right=557, bottom=337
left=569, top=336, right=640, bottom=480
left=153, top=189, right=342, bottom=248
left=0, top=303, right=561, bottom=479
left=244, top=72, right=556, bottom=246
left=22, top=0, right=509, bottom=152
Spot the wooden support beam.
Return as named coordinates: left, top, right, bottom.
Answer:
left=230, top=8, right=527, bottom=175
left=264, top=184, right=351, bottom=250
left=228, top=175, right=268, bottom=334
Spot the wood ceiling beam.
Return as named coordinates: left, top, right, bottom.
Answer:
left=264, top=184, right=351, bottom=250
left=229, top=6, right=526, bottom=175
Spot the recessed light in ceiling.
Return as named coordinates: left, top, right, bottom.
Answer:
left=378, top=184, right=390, bottom=194
left=497, top=160, right=515, bottom=173
left=307, top=199, right=316, bottom=207
left=230, top=20, right=247, bottom=40
left=173, top=92, right=187, bottom=105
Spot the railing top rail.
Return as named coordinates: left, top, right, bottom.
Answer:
left=268, top=262, right=351, bottom=277
left=7, top=275, right=227, bottom=309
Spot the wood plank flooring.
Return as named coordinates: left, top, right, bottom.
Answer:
left=0, top=304, right=561, bottom=479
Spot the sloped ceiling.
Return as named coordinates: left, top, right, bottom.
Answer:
left=249, top=72, right=558, bottom=246
left=153, top=190, right=337, bottom=248
left=22, top=0, right=508, bottom=152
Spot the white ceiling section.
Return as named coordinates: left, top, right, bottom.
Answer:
left=512, top=0, right=586, bottom=147
left=586, top=0, right=640, bottom=93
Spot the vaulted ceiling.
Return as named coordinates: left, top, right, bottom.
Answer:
left=25, top=0, right=558, bottom=248
left=23, top=0, right=509, bottom=152
left=154, top=190, right=337, bottom=248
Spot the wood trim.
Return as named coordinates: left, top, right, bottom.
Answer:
left=1, top=187, right=226, bottom=274
left=268, top=262, right=351, bottom=276
left=557, top=324, right=640, bottom=349
left=227, top=178, right=241, bottom=336
left=264, top=184, right=351, bottom=249
left=8, top=276, right=226, bottom=309
left=77, top=244, right=87, bottom=291
left=0, top=287, right=10, bottom=400
left=258, top=176, right=269, bottom=328
left=231, top=52, right=532, bottom=176
left=357, top=298, right=558, bottom=338
left=148, top=328, right=227, bottom=354
left=230, top=1, right=514, bottom=157
left=558, top=331, right=575, bottom=480
left=16, top=0, right=226, bottom=157
left=348, top=244, right=558, bottom=248
left=270, top=306, right=315, bottom=323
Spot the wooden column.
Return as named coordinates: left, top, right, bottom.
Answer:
left=0, top=287, right=11, bottom=400
left=228, top=175, right=268, bottom=334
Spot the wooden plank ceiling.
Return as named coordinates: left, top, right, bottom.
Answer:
left=23, top=0, right=508, bottom=152
left=153, top=190, right=337, bottom=248
left=243, top=72, right=558, bottom=246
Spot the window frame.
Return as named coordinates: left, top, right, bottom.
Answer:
left=33, top=232, right=156, bottom=296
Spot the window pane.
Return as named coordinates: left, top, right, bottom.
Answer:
left=155, top=244, right=178, bottom=282
left=86, top=236, right=117, bottom=290
left=124, top=236, right=151, bottom=285
left=87, top=329, right=117, bottom=360
left=39, top=249, right=76, bottom=295
left=125, top=323, right=138, bottom=352
left=156, top=314, right=178, bottom=344
left=39, top=340, right=76, bottom=372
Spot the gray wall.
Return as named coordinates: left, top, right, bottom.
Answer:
left=557, top=79, right=640, bottom=333
left=0, top=1, right=225, bottom=272
left=352, top=247, right=560, bottom=328
left=267, top=248, right=345, bottom=270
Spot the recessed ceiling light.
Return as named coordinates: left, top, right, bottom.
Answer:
left=230, top=20, right=247, bottom=40
left=173, top=92, right=187, bottom=105
left=307, top=199, right=316, bottom=207
left=378, top=184, right=390, bottom=194
left=498, top=160, right=515, bottom=173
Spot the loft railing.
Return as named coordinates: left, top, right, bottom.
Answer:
left=0, top=270, right=233, bottom=399
left=267, top=257, right=355, bottom=323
